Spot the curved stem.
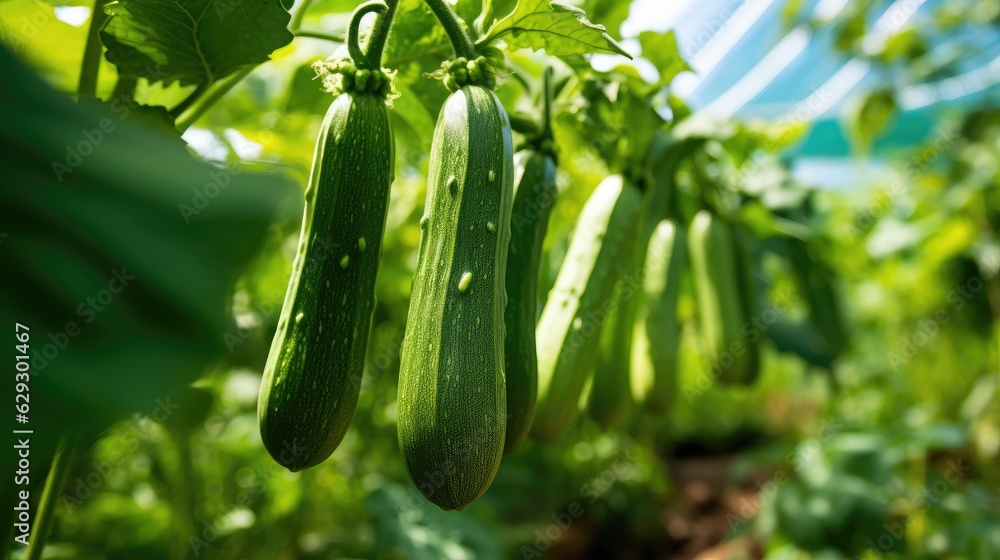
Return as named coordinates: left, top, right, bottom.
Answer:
left=364, top=0, right=398, bottom=68
left=25, top=434, right=78, bottom=560
left=78, top=1, right=110, bottom=98
left=424, top=0, right=476, bottom=59
left=348, top=1, right=388, bottom=70
left=294, top=29, right=345, bottom=43
left=175, top=67, right=253, bottom=132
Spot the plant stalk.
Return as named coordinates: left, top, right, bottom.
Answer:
left=295, top=29, right=345, bottom=43
left=170, top=81, right=209, bottom=118
left=24, top=434, right=78, bottom=560
left=348, top=2, right=389, bottom=70
left=365, top=0, right=399, bottom=67
left=175, top=67, right=254, bottom=132
left=78, top=1, right=110, bottom=98
left=540, top=66, right=554, bottom=142
left=289, top=0, right=315, bottom=31
left=423, top=0, right=476, bottom=60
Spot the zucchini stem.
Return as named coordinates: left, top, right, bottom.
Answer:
left=365, top=0, right=399, bottom=68
left=348, top=1, right=389, bottom=70
left=423, top=0, right=477, bottom=60
left=78, top=1, right=110, bottom=99
left=24, top=434, right=78, bottom=560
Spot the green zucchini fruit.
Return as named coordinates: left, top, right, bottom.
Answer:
left=531, top=175, right=643, bottom=442
left=631, top=220, right=686, bottom=413
left=257, top=1, right=395, bottom=472
left=396, top=84, right=514, bottom=511
left=257, top=91, right=394, bottom=471
left=587, top=264, right=640, bottom=428
left=503, top=149, right=557, bottom=454
left=687, top=211, right=756, bottom=385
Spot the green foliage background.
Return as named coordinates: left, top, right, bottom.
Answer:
left=1, top=0, right=998, bottom=558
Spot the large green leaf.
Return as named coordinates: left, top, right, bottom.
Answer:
left=481, top=1, right=630, bottom=57
left=101, top=0, right=294, bottom=87
left=638, top=30, right=691, bottom=88
left=0, top=44, right=296, bottom=436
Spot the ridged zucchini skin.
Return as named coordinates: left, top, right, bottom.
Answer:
left=687, top=211, right=755, bottom=384
left=531, top=176, right=642, bottom=442
left=630, top=220, right=686, bottom=413
left=258, top=92, right=394, bottom=471
left=396, top=85, right=514, bottom=511
left=503, top=150, right=557, bottom=454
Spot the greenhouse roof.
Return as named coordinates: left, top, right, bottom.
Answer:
left=619, top=0, right=1000, bottom=163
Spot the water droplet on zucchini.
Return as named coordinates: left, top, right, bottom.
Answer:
left=458, top=272, right=473, bottom=293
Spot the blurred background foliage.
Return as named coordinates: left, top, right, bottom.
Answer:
left=1, top=0, right=998, bottom=558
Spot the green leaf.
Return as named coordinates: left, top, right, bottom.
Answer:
left=383, top=0, right=450, bottom=69
left=846, top=89, right=897, bottom=153
left=638, top=30, right=691, bottom=88
left=878, top=27, right=927, bottom=63
left=833, top=8, right=866, bottom=52
left=579, top=0, right=630, bottom=36
left=284, top=62, right=329, bottom=115
left=482, top=1, right=630, bottom=58
left=101, top=0, right=294, bottom=87
left=476, top=0, right=519, bottom=35
left=0, top=44, right=296, bottom=436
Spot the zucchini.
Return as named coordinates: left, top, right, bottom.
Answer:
left=257, top=1, right=395, bottom=471
left=630, top=219, right=686, bottom=413
left=587, top=266, right=639, bottom=428
left=531, top=175, right=642, bottom=442
left=503, top=149, right=557, bottom=453
left=687, top=211, right=756, bottom=384
left=396, top=84, right=514, bottom=511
